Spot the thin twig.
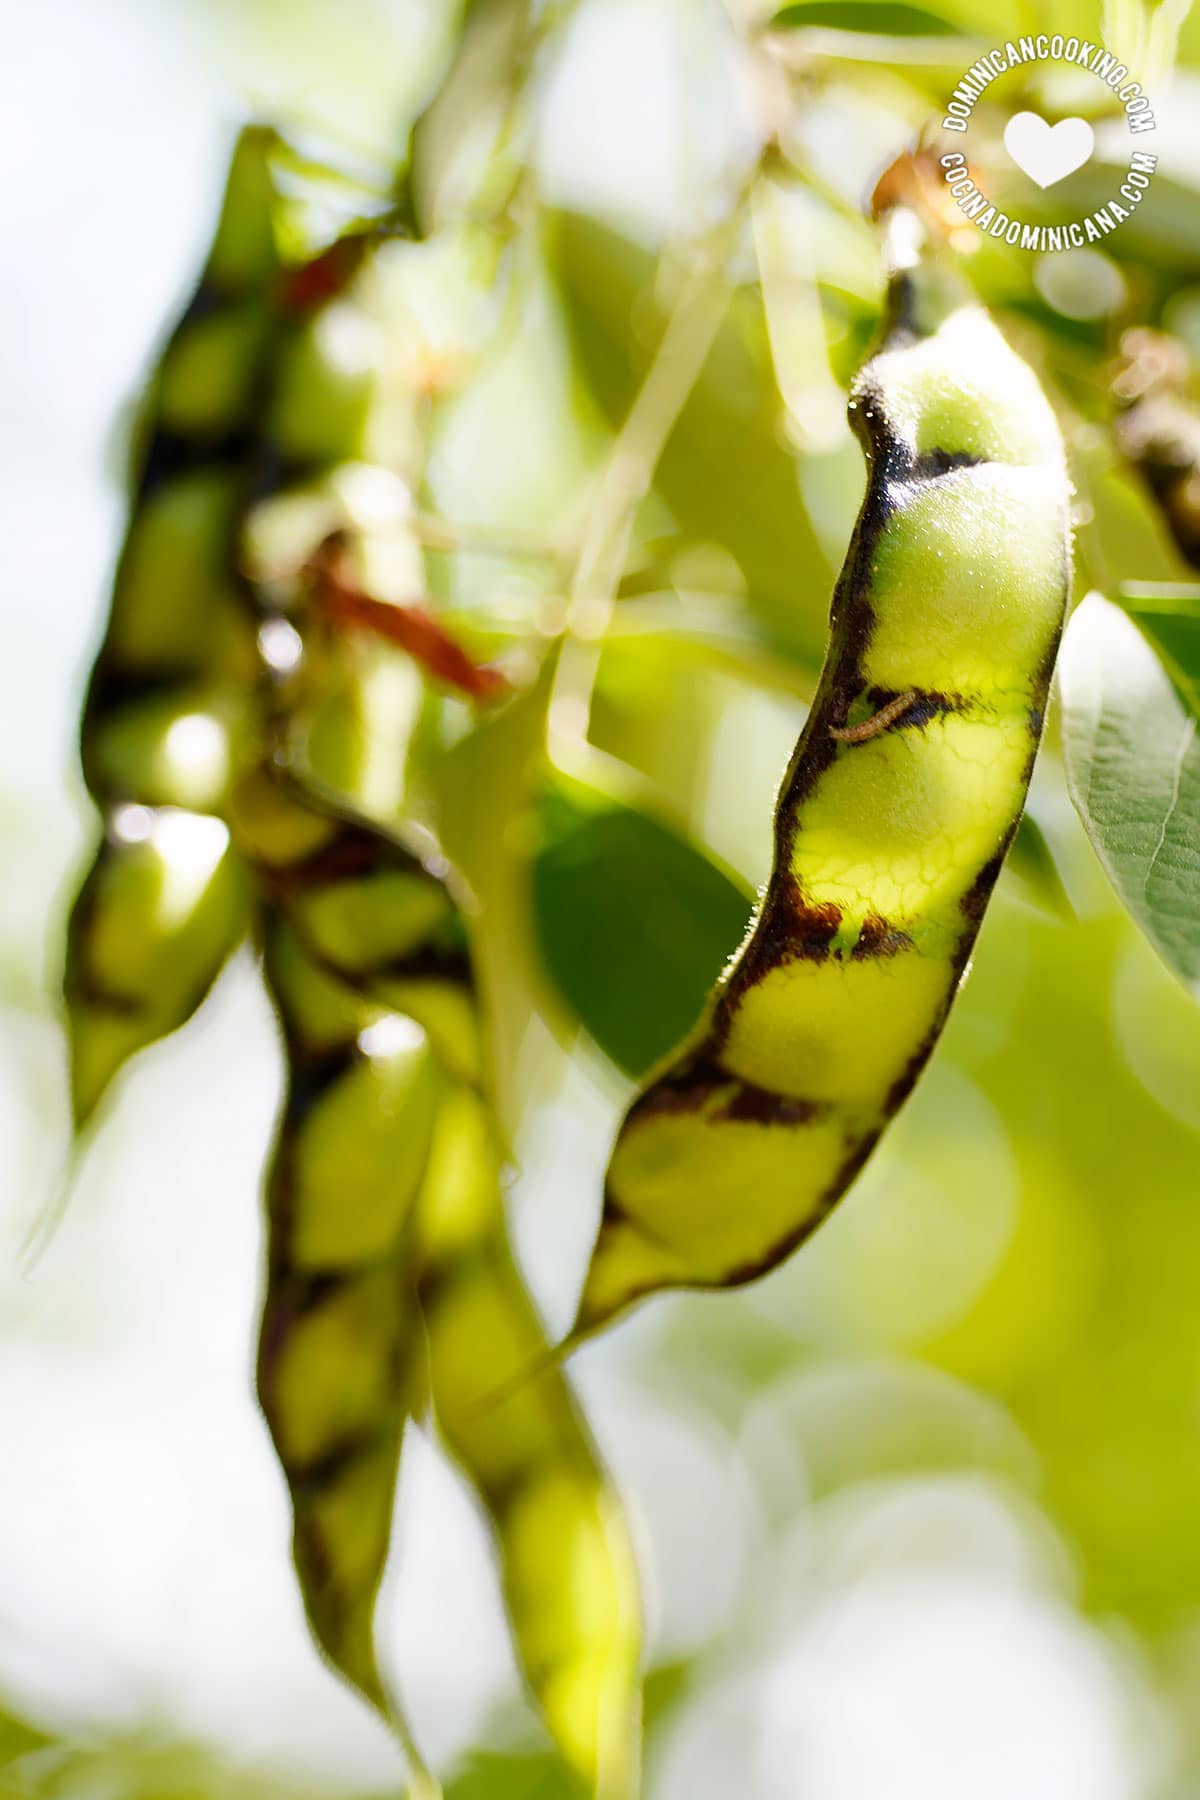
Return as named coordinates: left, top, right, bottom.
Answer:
left=549, top=162, right=767, bottom=764
left=568, top=257, right=734, bottom=613
left=311, top=538, right=510, bottom=700
left=411, top=509, right=567, bottom=564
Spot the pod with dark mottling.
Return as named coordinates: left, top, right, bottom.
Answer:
left=573, top=213, right=1072, bottom=1339
left=257, top=913, right=436, bottom=1712
left=64, top=128, right=287, bottom=1126
left=80, top=126, right=283, bottom=815
left=415, top=1095, right=642, bottom=1797
left=65, top=807, right=248, bottom=1126
left=244, top=764, right=641, bottom=1791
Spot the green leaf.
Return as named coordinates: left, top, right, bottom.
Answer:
left=1005, top=811, right=1075, bottom=921
left=0, top=1705, right=50, bottom=1767
left=1118, top=591, right=1200, bottom=715
left=1061, top=592, right=1200, bottom=993
left=772, top=1, right=966, bottom=33
left=599, top=596, right=818, bottom=697
left=545, top=211, right=834, bottom=662
left=444, top=1748, right=585, bottom=1800
left=1018, top=167, right=1200, bottom=275
left=532, top=785, right=753, bottom=1078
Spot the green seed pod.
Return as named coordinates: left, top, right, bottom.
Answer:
left=232, top=227, right=426, bottom=834
left=65, top=130, right=288, bottom=1125
left=179, top=84, right=640, bottom=1777
left=231, top=765, right=483, bottom=1083
left=258, top=919, right=435, bottom=1711
left=238, top=213, right=513, bottom=830
left=205, top=124, right=290, bottom=294
left=241, top=756, right=641, bottom=1786
left=82, top=128, right=287, bottom=813
left=217, top=158, right=641, bottom=1768
left=69, top=74, right=639, bottom=1786
left=64, top=808, right=248, bottom=1127
left=416, top=1106, right=642, bottom=1796
left=573, top=213, right=1072, bottom=1339
left=90, top=472, right=250, bottom=699
left=82, top=680, right=241, bottom=815
left=267, top=302, right=381, bottom=469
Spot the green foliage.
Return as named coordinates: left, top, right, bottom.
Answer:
left=1062, top=591, right=1200, bottom=992
left=444, top=1750, right=585, bottom=1800
left=532, top=783, right=752, bottom=1078
left=1006, top=813, right=1076, bottom=921
left=0, top=1721, right=395, bottom=1800
left=771, top=1, right=968, bottom=34
left=1126, top=596, right=1200, bottom=714
left=546, top=211, right=833, bottom=661
left=28, top=0, right=1200, bottom=1794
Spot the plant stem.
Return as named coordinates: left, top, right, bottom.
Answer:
left=549, top=191, right=758, bottom=768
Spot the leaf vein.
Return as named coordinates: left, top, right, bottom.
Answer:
left=1143, top=714, right=1198, bottom=899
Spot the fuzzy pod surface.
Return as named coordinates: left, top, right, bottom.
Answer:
left=574, top=219, right=1073, bottom=1339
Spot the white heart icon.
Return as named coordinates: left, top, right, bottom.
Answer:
left=1003, top=111, right=1095, bottom=188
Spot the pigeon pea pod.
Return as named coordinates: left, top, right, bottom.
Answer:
left=232, top=762, right=482, bottom=1085
left=63, top=48, right=641, bottom=1782
left=573, top=213, right=1072, bottom=1340
left=416, top=1140, right=642, bottom=1797
left=64, top=129, right=290, bottom=1126
left=257, top=915, right=436, bottom=1714
left=242, top=763, right=641, bottom=1789
left=65, top=131, right=436, bottom=1128
left=236, top=705, right=463, bottom=1763
left=219, top=137, right=540, bottom=1765
left=237, top=212, right=512, bottom=831
left=81, top=126, right=286, bottom=813
left=65, top=808, right=248, bottom=1127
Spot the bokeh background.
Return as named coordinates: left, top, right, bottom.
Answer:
left=5, top=0, right=1200, bottom=1795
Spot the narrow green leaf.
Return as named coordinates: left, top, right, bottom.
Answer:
left=532, top=787, right=753, bottom=1078
left=1005, top=812, right=1075, bottom=922
left=1061, top=592, right=1200, bottom=993
left=772, top=1, right=966, bottom=33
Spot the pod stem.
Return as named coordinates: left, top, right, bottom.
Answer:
left=21, top=1120, right=92, bottom=1274
left=463, top=1333, right=577, bottom=1418
left=389, top=1708, right=442, bottom=1800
